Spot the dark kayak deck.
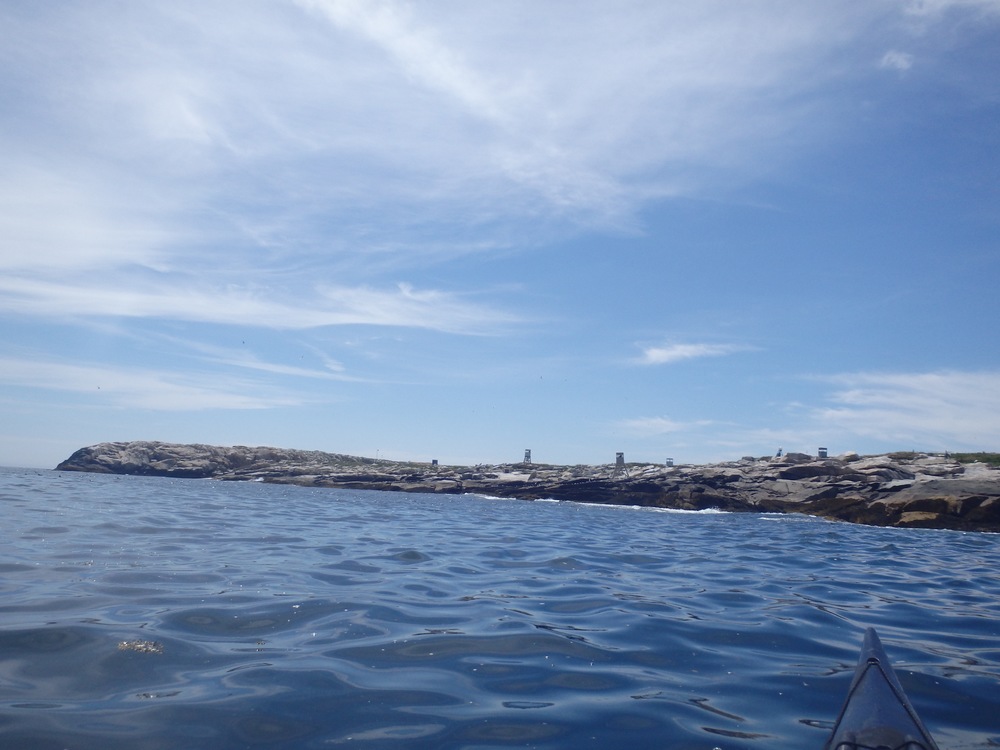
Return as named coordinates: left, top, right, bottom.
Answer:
left=825, top=628, right=939, bottom=750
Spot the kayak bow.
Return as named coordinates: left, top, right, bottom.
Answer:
left=824, top=628, right=940, bottom=750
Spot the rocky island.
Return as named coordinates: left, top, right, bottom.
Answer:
left=56, top=441, right=1000, bottom=532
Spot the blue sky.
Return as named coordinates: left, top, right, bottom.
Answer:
left=2, top=0, right=999, bottom=468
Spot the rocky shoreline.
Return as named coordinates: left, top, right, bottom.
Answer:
left=55, top=441, right=1000, bottom=532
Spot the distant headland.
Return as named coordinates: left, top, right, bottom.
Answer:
left=55, top=441, right=1000, bottom=532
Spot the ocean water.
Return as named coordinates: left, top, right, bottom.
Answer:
left=0, top=467, right=998, bottom=750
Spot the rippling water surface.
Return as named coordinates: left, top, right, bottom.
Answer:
left=1, top=467, right=998, bottom=749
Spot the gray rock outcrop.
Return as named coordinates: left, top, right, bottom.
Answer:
left=56, top=442, right=1000, bottom=532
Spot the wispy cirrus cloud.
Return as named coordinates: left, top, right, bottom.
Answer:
left=294, top=0, right=511, bottom=125
left=290, top=0, right=902, bottom=226
left=0, top=357, right=305, bottom=411
left=904, top=0, right=1000, bottom=18
left=0, top=168, right=175, bottom=273
left=618, top=416, right=714, bottom=437
left=2, top=0, right=985, bottom=330
left=0, top=277, right=516, bottom=335
left=3, top=0, right=991, bottom=275
left=880, top=50, right=915, bottom=71
left=616, top=370, right=1000, bottom=457
left=5, top=0, right=892, bottom=248
left=169, top=339, right=360, bottom=381
left=812, top=370, right=1000, bottom=449
left=636, top=343, right=750, bottom=366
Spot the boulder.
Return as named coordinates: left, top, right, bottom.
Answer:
left=775, top=452, right=814, bottom=464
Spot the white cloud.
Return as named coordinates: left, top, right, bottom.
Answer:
left=636, top=343, right=748, bottom=366
left=880, top=50, right=915, bottom=71
left=813, top=370, right=1000, bottom=450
